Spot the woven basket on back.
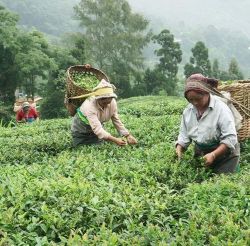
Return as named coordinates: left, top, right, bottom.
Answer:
left=65, top=65, right=109, bottom=116
left=218, top=80, right=250, bottom=142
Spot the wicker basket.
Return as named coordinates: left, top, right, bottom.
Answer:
left=218, top=80, right=250, bottom=141
left=65, top=65, right=109, bottom=116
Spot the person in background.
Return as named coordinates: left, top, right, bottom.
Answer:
left=16, top=102, right=39, bottom=123
left=176, top=73, right=240, bottom=174
left=71, top=79, right=137, bottom=147
left=14, top=97, right=42, bottom=113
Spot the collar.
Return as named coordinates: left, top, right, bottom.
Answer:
left=208, top=94, right=216, bottom=109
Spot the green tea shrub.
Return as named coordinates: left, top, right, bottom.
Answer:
left=0, top=96, right=249, bottom=245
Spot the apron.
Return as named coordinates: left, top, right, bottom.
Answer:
left=71, top=110, right=103, bottom=147
left=194, top=142, right=240, bottom=174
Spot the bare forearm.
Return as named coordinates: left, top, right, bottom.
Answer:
left=105, top=135, right=127, bottom=146
left=212, top=143, right=228, bottom=160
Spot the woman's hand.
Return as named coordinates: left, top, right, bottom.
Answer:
left=114, top=137, right=127, bottom=146
left=106, top=135, right=127, bottom=146
left=84, top=64, right=91, bottom=69
left=176, top=144, right=184, bottom=161
left=203, top=152, right=216, bottom=166
left=126, top=134, right=138, bottom=145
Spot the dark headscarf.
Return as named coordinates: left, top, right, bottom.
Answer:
left=184, top=73, right=219, bottom=98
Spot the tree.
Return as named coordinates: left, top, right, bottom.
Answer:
left=15, top=30, right=56, bottom=99
left=184, top=41, right=211, bottom=78
left=0, top=6, right=20, bottom=103
left=228, top=58, right=244, bottom=80
left=74, top=0, right=151, bottom=96
left=39, top=47, right=78, bottom=119
left=211, top=59, right=220, bottom=78
left=143, top=68, right=167, bottom=95
left=63, top=32, right=87, bottom=65
left=152, top=29, right=182, bottom=95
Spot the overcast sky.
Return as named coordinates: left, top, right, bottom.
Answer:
left=127, top=0, right=250, bottom=38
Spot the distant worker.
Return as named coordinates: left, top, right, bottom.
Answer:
left=71, top=79, right=138, bottom=146
left=16, top=102, right=39, bottom=123
left=14, top=97, right=42, bottom=113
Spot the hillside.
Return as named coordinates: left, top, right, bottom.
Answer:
left=0, top=96, right=249, bottom=244
left=128, top=0, right=250, bottom=38
left=0, top=0, right=80, bottom=36
left=1, top=0, right=250, bottom=77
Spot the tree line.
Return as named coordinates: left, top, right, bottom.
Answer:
left=0, top=0, right=244, bottom=121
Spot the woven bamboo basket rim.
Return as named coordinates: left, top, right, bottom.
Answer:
left=218, top=80, right=250, bottom=89
left=218, top=80, right=250, bottom=117
left=217, top=80, right=250, bottom=141
left=66, top=65, right=109, bottom=95
left=65, top=65, right=110, bottom=116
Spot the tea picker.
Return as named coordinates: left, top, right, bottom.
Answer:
left=65, top=64, right=138, bottom=147
left=176, top=74, right=242, bottom=174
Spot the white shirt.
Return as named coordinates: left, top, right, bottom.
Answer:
left=177, top=94, right=238, bottom=151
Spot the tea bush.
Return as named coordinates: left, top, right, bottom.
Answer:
left=0, top=96, right=249, bottom=245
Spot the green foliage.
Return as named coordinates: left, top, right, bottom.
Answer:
left=68, top=33, right=86, bottom=65
left=212, top=58, right=244, bottom=81
left=15, top=30, right=56, bottom=98
left=228, top=58, right=244, bottom=80
left=39, top=91, right=68, bottom=120
left=0, top=5, right=20, bottom=103
left=39, top=47, right=77, bottom=120
left=211, top=58, right=220, bottom=78
left=0, top=101, right=15, bottom=126
left=184, top=41, right=212, bottom=78
left=0, top=0, right=80, bottom=35
left=152, top=29, right=182, bottom=95
left=74, top=0, right=151, bottom=96
left=71, top=71, right=99, bottom=90
left=0, top=96, right=249, bottom=244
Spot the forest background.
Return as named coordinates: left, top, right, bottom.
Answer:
left=0, top=0, right=249, bottom=122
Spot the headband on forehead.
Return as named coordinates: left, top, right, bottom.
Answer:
left=184, top=80, right=211, bottom=98
left=184, top=73, right=219, bottom=98
left=186, top=74, right=219, bottom=88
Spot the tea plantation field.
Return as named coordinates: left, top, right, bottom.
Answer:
left=0, top=96, right=249, bottom=245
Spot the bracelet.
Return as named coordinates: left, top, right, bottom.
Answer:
left=211, top=152, right=216, bottom=160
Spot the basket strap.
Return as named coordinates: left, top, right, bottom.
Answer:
left=69, top=88, right=114, bottom=99
left=203, top=86, right=250, bottom=118
left=212, top=88, right=250, bottom=117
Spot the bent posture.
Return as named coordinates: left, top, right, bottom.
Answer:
left=176, top=74, right=240, bottom=174
left=16, top=102, right=39, bottom=123
left=71, top=79, right=137, bottom=147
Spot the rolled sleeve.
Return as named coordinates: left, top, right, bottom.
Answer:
left=176, top=115, right=191, bottom=148
left=111, top=105, right=129, bottom=136
left=218, top=107, right=238, bottom=151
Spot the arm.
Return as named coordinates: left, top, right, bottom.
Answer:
left=204, top=106, right=238, bottom=166
left=105, top=135, right=127, bottom=146
left=111, top=101, right=137, bottom=145
left=175, top=113, right=191, bottom=159
left=32, top=108, right=39, bottom=121
left=203, top=143, right=228, bottom=166
left=176, top=144, right=185, bottom=160
left=86, top=111, right=127, bottom=146
left=16, top=111, right=26, bottom=123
